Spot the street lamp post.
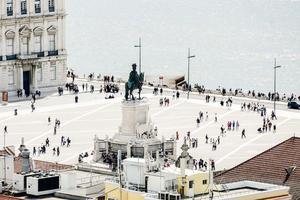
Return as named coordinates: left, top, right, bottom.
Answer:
left=187, top=48, right=195, bottom=99
left=273, top=58, right=282, bottom=115
left=134, top=37, right=142, bottom=74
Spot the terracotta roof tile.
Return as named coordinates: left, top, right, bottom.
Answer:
left=14, top=157, right=73, bottom=173
left=215, top=137, right=300, bottom=200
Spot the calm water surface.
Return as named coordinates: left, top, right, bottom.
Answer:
left=65, top=0, right=300, bottom=95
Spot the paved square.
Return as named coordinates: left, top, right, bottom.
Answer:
left=1, top=84, right=299, bottom=171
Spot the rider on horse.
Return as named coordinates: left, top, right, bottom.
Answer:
left=125, top=63, right=144, bottom=100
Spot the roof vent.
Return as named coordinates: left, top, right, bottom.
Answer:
left=283, top=166, right=296, bottom=184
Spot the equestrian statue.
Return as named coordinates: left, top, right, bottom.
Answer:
left=125, top=63, right=144, bottom=100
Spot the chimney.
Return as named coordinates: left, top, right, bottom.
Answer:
left=21, top=148, right=31, bottom=173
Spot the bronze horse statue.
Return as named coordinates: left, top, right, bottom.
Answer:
left=125, top=72, right=144, bottom=100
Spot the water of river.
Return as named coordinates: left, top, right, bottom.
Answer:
left=65, top=0, right=300, bottom=95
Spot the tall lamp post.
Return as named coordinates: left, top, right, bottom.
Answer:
left=134, top=37, right=142, bottom=74
left=273, top=58, right=282, bottom=115
left=187, top=48, right=195, bottom=99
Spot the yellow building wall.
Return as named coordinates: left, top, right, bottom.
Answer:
left=105, top=182, right=145, bottom=200
left=177, top=172, right=209, bottom=196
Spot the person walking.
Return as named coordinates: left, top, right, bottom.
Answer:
left=214, top=113, right=218, bottom=122
left=54, top=125, right=57, bottom=135
left=241, top=129, right=246, bottom=138
left=48, top=116, right=51, bottom=125
left=33, top=147, right=36, bottom=156
left=75, top=95, right=78, bottom=103
left=67, top=137, right=71, bottom=147
left=4, top=126, right=7, bottom=133
left=57, top=147, right=60, bottom=156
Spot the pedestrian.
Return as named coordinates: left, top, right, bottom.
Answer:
left=75, top=95, right=78, bottom=103
left=67, top=137, right=71, bottom=147
left=205, top=134, right=209, bottom=144
left=61, top=136, right=65, bottom=146
left=33, top=147, right=36, bottom=156
left=4, top=126, right=7, bottom=133
left=14, top=109, right=18, bottom=116
left=211, top=160, right=215, bottom=171
left=57, top=147, right=60, bottom=156
left=31, top=103, right=35, bottom=112
left=46, top=138, right=50, bottom=147
left=176, top=131, right=179, bottom=140
left=241, top=129, right=246, bottom=138
left=214, top=113, right=218, bottom=122
left=54, top=125, right=57, bottom=135
left=196, top=118, right=200, bottom=127
left=273, top=124, right=276, bottom=133
left=176, top=91, right=180, bottom=99
left=205, top=112, right=208, bottom=121
left=52, top=147, right=56, bottom=156
left=48, top=116, right=51, bottom=125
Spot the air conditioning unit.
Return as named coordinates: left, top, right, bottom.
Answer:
left=13, top=172, right=41, bottom=192
left=169, top=193, right=181, bottom=200
left=26, top=174, right=60, bottom=196
left=158, top=192, right=169, bottom=200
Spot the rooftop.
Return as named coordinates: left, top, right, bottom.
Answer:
left=215, top=137, right=300, bottom=200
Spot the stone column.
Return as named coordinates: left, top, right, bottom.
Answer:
left=32, top=65, right=38, bottom=90
left=1, top=26, right=6, bottom=58
left=15, top=24, right=20, bottom=55
left=19, top=67, right=23, bottom=90
left=43, top=20, right=48, bottom=56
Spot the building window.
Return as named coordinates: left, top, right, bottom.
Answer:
left=50, top=62, right=56, bottom=80
left=35, top=0, right=41, bottom=13
left=189, top=181, right=194, bottom=189
left=49, top=34, right=56, bottom=51
left=202, top=180, right=208, bottom=185
left=6, top=38, right=14, bottom=55
left=7, top=0, right=13, bottom=16
left=22, top=37, right=29, bottom=55
left=37, top=66, right=42, bottom=82
left=21, top=0, right=27, bottom=15
left=35, top=36, right=42, bottom=52
left=48, top=0, right=55, bottom=12
left=8, top=68, right=15, bottom=85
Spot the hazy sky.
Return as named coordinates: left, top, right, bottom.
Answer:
left=65, top=0, right=300, bottom=94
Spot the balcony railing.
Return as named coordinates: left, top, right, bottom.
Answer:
left=49, top=6, right=55, bottom=12
left=0, top=56, right=2, bottom=61
left=48, top=50, right=58, bottom=56
left=35, top=7, right=41, bottom=13
left=6, top=55, right=17, bottom=60
left=21, top=9, right=27, bottom=15
left=17, top=54, right=38, bottom=60
left=7, top=10, right=13, bottom=16
left=37, top=52, right=44, bottom=57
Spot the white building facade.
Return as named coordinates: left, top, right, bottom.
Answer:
left=0, top=0, right=66, bottom=99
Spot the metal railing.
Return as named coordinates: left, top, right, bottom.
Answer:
left=35, top=7, right=41, bottom=13
left=48, top=50, right=58, bottom=56
left=7, top=10, right=13, bottom=16
left=21, top=9, right=27, bottom=15
left=49, top=6, right=55, bottom=12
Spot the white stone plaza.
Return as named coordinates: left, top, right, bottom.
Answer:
left=0, top=79, right=299, bottom=171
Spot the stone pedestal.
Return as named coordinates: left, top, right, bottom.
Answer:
left=93, top=99, right=176, bottom=164
left=120, top=99, right=150, bottom=136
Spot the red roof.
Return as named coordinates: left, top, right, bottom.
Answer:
left=215, top=137, right=300, bottom=200
left=14, top=157, right=73, bottom=173
left=0, top=194, right=22, bottom=200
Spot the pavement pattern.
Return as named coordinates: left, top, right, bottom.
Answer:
left=0, top=80, right=299, bottom=171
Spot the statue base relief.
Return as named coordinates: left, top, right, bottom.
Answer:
left=93, top=98, right=177, bottom=166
